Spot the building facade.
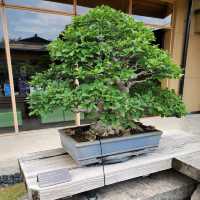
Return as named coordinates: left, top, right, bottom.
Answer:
left=0, top=0, right=199, bottom=133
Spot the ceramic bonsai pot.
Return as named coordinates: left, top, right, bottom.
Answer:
left=59, top=124, right=162, bottom=166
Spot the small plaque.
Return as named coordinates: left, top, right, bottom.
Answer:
left=37, top=168, right=71, bottom=188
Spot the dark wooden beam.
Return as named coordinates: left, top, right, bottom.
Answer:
left=46, top=0, right=173, bottom=18
left=179, top=0, right=193, bottom=96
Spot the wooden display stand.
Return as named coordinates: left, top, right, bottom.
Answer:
left=19, top=130, right=200, bottom=200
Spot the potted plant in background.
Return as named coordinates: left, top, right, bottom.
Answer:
left=28, top=6, right=186, bottom=166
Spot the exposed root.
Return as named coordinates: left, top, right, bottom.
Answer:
left=65, top=121, right=155, bottom=142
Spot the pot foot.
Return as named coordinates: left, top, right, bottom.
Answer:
left=83, top=190, right=98, bottom=200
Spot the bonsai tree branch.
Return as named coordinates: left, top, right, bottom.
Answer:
left=127, top=75, right=153, bottom=88
left=115, top=71, right=153, bottom=92
left=74, top=108, right=90, bottom=113
left=115, top=80, right=130, bottom=93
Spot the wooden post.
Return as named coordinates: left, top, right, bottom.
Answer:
left=167, top=3, right=176, bottom=88
left=73, top=0, right=77, bottom=16
left=128, top=0, right=133, bottom=15
left=73, top=0, right=80, bottom=126
left=0, top=7, right=19, bottom=133
left=169, top=3, right=176, bottom=56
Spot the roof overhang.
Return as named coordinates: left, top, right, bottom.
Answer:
left=46, top=0, right=175, bottom=18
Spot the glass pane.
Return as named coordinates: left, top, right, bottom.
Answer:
left=132, top=0, right=173, bottom=28
left=132, top=1, right=173, bottom=51
left=0, top=14, right=6, bottom=98
left=77, top=5, right=91, bottom=15
left=6, top=8, right=73, bottom=131
left=0, top=11, right=15, bottom=133
left=7, top=8, right=72, bottom=41
left=133, top=15, right=171, bottom=28
left=5, top=0, right=73, bottom=13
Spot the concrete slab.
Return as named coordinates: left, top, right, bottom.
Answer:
left=141, top=114, right=200, bottom=135
left=0, top=128, right=61, bottom=175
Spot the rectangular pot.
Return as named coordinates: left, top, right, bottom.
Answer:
left=59, top=124, right=162, bottom=166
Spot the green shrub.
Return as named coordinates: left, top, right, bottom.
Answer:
left=28, top=6, right=186, bottom=131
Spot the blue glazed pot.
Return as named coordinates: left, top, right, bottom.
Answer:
left=59, top=124, right=162, bottom=166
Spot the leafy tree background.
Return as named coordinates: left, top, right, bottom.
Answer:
left=28, top=6, right=186, bottom=136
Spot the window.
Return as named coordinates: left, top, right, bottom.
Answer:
left=5, top=0, right=74, bottom=13
left=4, top=8, right=73, bottom=131
left=0, top=10, right=16, bottom=133
left=6, top=9, right=71, bottom=40
left=134, top=15, right=172, bottom=29
left=0, top=14, right=6, bottom=98
left=77, top=5, right=91, bottom=15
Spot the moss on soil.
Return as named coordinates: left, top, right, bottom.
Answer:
left=0, top=183, right=26, bottom=200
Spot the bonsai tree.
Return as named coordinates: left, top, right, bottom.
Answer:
left=28, top=6, right=186, bottom=141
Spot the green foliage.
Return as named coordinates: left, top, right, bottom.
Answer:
left=28, top=6, right=186, bottom=129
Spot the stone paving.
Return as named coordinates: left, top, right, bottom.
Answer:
left=141, top=114, right=200, bottom=135
left=0, top=128, right=61, bottom=175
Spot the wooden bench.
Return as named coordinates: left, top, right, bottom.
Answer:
left=19, top=130, right=200, bottom=200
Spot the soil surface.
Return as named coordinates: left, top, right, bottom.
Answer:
left=64, top=122, right=158, bottom=142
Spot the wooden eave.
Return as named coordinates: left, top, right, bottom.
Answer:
left=46, top=0, right=175, bottom=18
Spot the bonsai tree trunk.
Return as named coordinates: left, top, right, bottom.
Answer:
left=75, top=78, right=81, bottom=126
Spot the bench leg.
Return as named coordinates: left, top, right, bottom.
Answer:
left=83, top=190, right=98, bottom=200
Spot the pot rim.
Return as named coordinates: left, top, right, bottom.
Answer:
left=59, top=124, right=163, bottom=147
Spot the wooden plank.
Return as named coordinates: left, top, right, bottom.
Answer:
left=19, top=130, right=200, bottom=200
left=20, top=154, right=77, bottom=180
left=20, top=152, right=104, bottom=199
left=25, top=166, right=104, bottom=200
left=37, top=168, right=72, bottom=188
left=39, top=166, right=104, bottom=200
left=169, top=3, right=176, bottom=55
left=104, top=130, right=200, bottom=185
left=24, top=167, right=104, bottom=200
left=172, top=151, right=200, bottom=182
left=144, top=23, right=172, bottom=30
left=3, top=2, right=74, bottom=16
left=159, top=0, right=175, bottom=3
left=19, top=148, right=66, bottom=162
